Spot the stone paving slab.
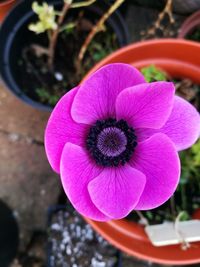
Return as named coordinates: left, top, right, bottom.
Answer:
left=0, top=81, right=60, bottom=250
left=0, top=81, right=49, bottom=142
left=0, top=137, right=60, bottom=248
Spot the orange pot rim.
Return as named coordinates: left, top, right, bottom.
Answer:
left=84, top=39, right=200, bottom=265
left=0, top=0, right=16, bottom=7
left=85, top=38, right=200, bottom=72
left=0, top=0, right=16, bottom=23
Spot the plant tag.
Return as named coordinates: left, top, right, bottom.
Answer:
left=145, top=220, right=200, bottom=246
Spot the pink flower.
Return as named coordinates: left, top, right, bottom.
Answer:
left=45, top=63, right=200, bottom=221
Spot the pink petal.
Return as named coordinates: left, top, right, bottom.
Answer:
left=88, top=165, right=146, bottom=219
left=60, top=142, right=110, bottom=221
left=45, top=88, right=88, bottom=173
left=130, top=133, right=180, bottom=210
left=135, top=96, right=200, bottom=151
left=116, top=82, right=175, bottom=129
left=134, top=128, right=156, bottom=143
left=158, top=96, right=200, bottom=150
left=71, top=63, right=145, bottom=124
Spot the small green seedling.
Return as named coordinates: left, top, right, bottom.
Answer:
left=141, top=65, right=168, bottom=82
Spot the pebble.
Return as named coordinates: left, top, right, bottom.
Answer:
left=8, top=133, right=20, bottom=142
left=48, top=207, right=117, bottom=267
left=55, top=72, right=63, bottom=81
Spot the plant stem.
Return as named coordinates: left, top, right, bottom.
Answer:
left=77, top=0, right=125, bottom=67
left=170, top=195, right=176, bottom=220
left=155, top=0, right=174, bottom=27
left=174, top=212, right=191, bottom=250
left=180, top=182, right=187, bottom=211
left=141, top=0, right=174, bottom=39
left=47, top=1, right=72, bottom=70
left=71, top=0, right=96, bottom=8
left=135, top=211, right=149, bottom=226
left=22, top=47, right=48, bottom=89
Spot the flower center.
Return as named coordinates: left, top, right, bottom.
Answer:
left=97, top=127, right=127, bottom=157
left=86, top=118, right=137, bottom=167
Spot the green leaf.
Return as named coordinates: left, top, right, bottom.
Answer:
left=141, top=65, right=168, bottom=82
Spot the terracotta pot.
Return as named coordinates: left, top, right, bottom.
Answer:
left=192, top=208, right=200, bottom=220
left=172, top=0, right=200, bottom=15
left=178, top=10, right=200, bottom=39
left=84, top=39, right=200, bottom=266
left=0, top=0, right=16, bottom=22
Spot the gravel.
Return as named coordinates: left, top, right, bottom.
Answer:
left=48, top=206, right=119, bottom=267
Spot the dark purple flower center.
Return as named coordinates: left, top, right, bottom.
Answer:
left=86, top=118, right=137, bottom=167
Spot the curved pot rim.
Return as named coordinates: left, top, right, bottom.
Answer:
left=178, top=10, right=200, bottom=38
left=84, top=38, right=200, bottom=73
left=84, top=38, right=200, bottom=266
left=0, top=0, right=16, bottom=7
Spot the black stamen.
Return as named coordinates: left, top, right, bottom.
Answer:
left=86, top=118, right=137, bottom=167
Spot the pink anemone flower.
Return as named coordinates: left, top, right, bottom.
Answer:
left=45, top=63, right=200, bottom=221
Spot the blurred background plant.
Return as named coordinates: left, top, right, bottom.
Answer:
left=141, top=65, right=168, bottom=82
left=19, top=0, right=125, bottom=106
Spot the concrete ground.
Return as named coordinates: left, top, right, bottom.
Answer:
left=0, top=81, right=61, bottom=250
left=0, top=2, right=199, bottom=267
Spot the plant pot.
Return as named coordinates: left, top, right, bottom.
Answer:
left=0, top=0, right=16, bottom=22
left=47, top=205, right=122, bottom=267
left=83, top=39, right=200, bottom=266
left=0, top=0, right=129, bottom=111
left=0, top=200, right=19, bottom=267
left=178, top=10, right=200, bottom=40
left=172, top=0, right=200, bottom=15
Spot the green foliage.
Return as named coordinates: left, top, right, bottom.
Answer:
left=187, top=28, right=200, bottom=42
left=59, top=22, right=76, bottom=33
left=191, top=139, right=200, bottom=166
left=177, top=139, right=200, bottom=212
left=83, top=32, right=118, bottom=71
left=179, top=139, right=200, bottom=176
left=178, top=211, right=190, bottom=221
left=36, top=88, right=60, bottom=106
left=141, top=65, right=168, bottom=82
left=90, top=33, right=117, bottom=61
left=29, top=2, right=58, bottom=34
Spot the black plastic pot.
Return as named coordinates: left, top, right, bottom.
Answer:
left=0, top=200, right=19, bottom=267
left=47, top=205, right=122, bottom=267
left=0, top=0, right=129, bottom=111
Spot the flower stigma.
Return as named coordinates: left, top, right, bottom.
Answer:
left=86, top=118, right=137, bottom=167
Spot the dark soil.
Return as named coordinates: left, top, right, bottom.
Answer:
left=48, top=205, right=119, bottom=267
left=186, top=27, right=200, bottom=42
left=127, top=78, right=200, bottom=225
left=175, top=78, right=200, bottom=111
left=18, top=10, right=119, bottom=107
left=16, top=231, right=47, bottom=267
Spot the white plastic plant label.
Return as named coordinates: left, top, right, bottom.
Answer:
left=145, top=220, right=200, bottom=247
